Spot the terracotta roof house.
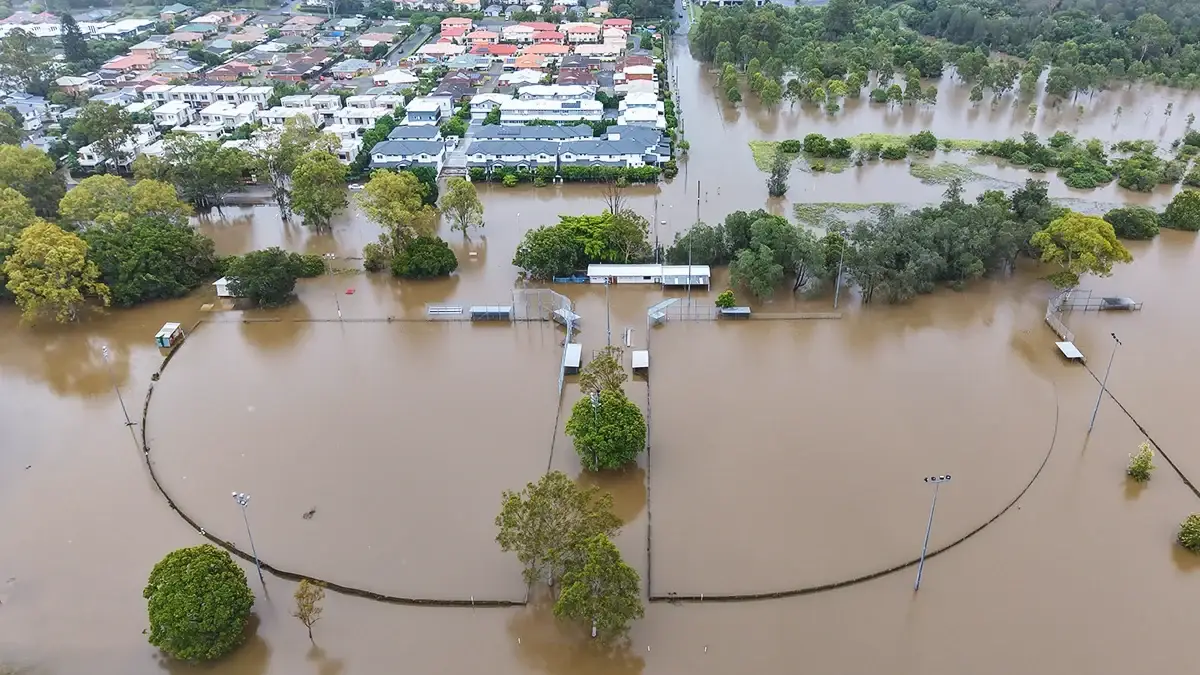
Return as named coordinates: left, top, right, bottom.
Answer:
left=166, top=31, right=204, bottom=45
left=417, top=42, right=467, bottom=58
left=521, top=21, right=557, bottom=31
left=229, top=27, right=268, bottom=44
left=470, top=43, right=518, bottom=57
left=286, top=15, right=327, bottom=26
left=441, top=16, right=473, bottom=32
left=602, top=17, right=632, bottom=32
left=358, top=32, right=395, bottom=48
left=207, top=61, right=257, bottom=82
left=514, top=53, right=546, bottom=70
left=557, top=67, right=596, bottom=86
left=193, top=11, right=233, bottom=25
left=532, top=30, right=565, bottom=43
left=526, top=43, right=569, bottom=56
left=466, top=29, right=498, bottom=43
left=620, top=54, right=654, bottom=68
left=439, top=26, right=468, bottom=43
left=564, top=23, right=600, bottom=42
left=104, top=53, right=156, bottom=72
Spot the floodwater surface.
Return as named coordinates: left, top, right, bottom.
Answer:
left=4, top=21, right=1200, bottom=675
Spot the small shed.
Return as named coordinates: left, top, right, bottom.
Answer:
left=563, top=343, right=582, bottom=374
left=469, top=305, right=513, bottom=321
left=213, top=276, right=235, bottom=298
left=1056, top=341, right=1085, bottom=363
left=155, top=322, right=185, bottom=348
left=631, top=349, right=648, bottom=374
left=719, top=307, right=751, bottom=319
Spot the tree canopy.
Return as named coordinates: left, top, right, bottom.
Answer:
left=553, top=534, right=644, bottom=643
left=225, top=247, right=307, bottom=308
left=291, top=150, right=347, bottom=232
left=391, top=234, right=458, bottom=279
left=512, top=211, right=651, bottom=280
left=133, top=134, right=250, bottom=210
left=83, top=216, right=218, bottom=307
left=143, top=544, right=254, bottom=662
left=3, top=221, right=109, bottom=322
left=1030, top=211, right=1133, bottom=288
left=441, top=177, right=484, bottom=237
left=252, top=118, right=338, bottom=221
left=565, top=388, right=647, bottom=472
left=59, top=176, right=191, bottom=230
left=0, top=144, right=65, bottom=218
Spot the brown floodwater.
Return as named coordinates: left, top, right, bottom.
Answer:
left=4, top=30, right=1200, bottom=675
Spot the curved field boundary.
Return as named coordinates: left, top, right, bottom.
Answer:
left=645, top=374, right=1062, bottom=604
left=140, top=320, right=524, bottom=608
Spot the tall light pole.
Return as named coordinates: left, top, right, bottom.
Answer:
left=323, top=253, right=341, bottom=321
left=914, top=474, right=951, bottom=591
left=832, top=232, right=846, bottom=310
left=232, top=492, right=265, bottom=587
left=604, top=278, right=611, bottom=347
left=1088, top=332, right=1122, bottom=433
left=100, top=344, right=139, bottom=451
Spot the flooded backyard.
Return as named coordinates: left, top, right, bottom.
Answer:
left=4, top=22, right=1200, bottom=675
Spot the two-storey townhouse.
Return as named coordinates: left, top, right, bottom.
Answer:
left=369, top=140, right=446, bottom=173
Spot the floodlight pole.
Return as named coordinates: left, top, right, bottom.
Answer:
left=232, top=492, right=265, bottom=587
left=1088, top=333, right=1122, bottom=433
left=914, top=474, right=951, bottom=591
left=100, top=345, right=139, bottom=451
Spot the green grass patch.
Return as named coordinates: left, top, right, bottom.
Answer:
left=749, top=141, right=797, bottom=170
left=908, top=161, right=989, bottom=185
left=793, top=202, right=897, bottom=229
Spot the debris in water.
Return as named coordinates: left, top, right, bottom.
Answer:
left=302, top=508, right=317, bottom=520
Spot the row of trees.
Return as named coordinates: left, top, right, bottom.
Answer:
left=512, top=208, right=652, bottom=280
left=674, top=179, right=1135, bottom=303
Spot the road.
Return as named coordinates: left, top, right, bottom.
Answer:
left=388, top=25, right=433, bottom=65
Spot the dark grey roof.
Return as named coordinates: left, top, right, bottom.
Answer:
left=372, top=159, right=438, bottom=169
left=370, top=140, right=445, bottom=157
left=473, top=124, right=592, bottom=141
left=562, top=138, right=647, bottom=156
left=388, top=125, right=441, bottom=140
left=468, top=139, right=561, bottom=157
left=603, top=125, right=663, bottom=146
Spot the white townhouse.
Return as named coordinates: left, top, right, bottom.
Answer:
left=469, top=93, right=513, bottom=121
left=198, top=101, right=259, bottom=129
left=332, top=106, right=393, bottom=129
left=516, top=83, right=595, bottom=101
left=500, top=98, right=602, bottom=124
left=369, top=140, right=446, bottom=173
left=259, top=106, right=322, bottom=128
left=152, top=101, right=196, bottom=128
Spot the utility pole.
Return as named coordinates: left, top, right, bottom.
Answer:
left=1088, top=333, right=1122, bottom=433
left=100, top=345, right=139, bottom=451
left=232, top=492, right=265, bottom=587
left=323, top=253, right=341, bottom=321
left=833, top=233, right=846, bottom=309
left=914, top=475, right=951, bottom=591
left=695, top=180, right=700, bottom=225
left=605, top=278, right=611, bottom=347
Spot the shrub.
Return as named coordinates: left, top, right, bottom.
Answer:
left=778, top=139, right=802, bottom=153
left=662, top=160, right=678, bottom=178
left=828, top=137, right=852, bottom=158
left=1179, top=514, right=1200, bottom=553
left=1103, top=206, right=1160, bottom=240
left=1162, top=189, right=1200, bottom=231
left=391, top=235, right=458, bottom=279
left=908, top=130, right=938, bottom=152
left=715, top=289, right=736, bottom=308
left=289, top=252, right=325, bottom=278
left=1183, top=130, right=1200, bottom=148
left=1127, top=441, right=1155, bottom=482
left=502, top=174, right=518, bottom=187
left=1029, top=163, right=1047, bottom=173
left=362, top=242, right=388, bottom=272
left=533, top=176, right=548, bottom=187
left=1159, top=160, right=1186, bottom=184
left=143, top=545, right=254, bottom=662
left=811, top=160, right=826, bottom=172
left=803, top=133, right=830, bottom=157
left=1010, top=150, right=1030, bottom=165
left=881, top=145, right=908, bottom=160
left=869, top=87, right=887, bottom=103
left=1185, top=168, right=1200, bottom=187
left=468, top=167, right=486, bottom=181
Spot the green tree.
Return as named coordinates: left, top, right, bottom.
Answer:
left=441, top=177, right=483, bottom=237
left=225, top=247, right=304, bottom=307
left=358, top=169, right=438, bottom=257
left=1103, top=206, right=1160, bottom=240
left=0, top=145, right=64, bottom=217
left=59, top=176, right=191, bottom=229
left=513, top=224, right=582, bottom=279
left=82, top=216, right=217, bottom=307
left=0, top=29, right=51, bottom=94
left=4, top=221, right=109, bottom=322
left=1180, top=514, right=1200, bottom=553
left=440, top=115, right=467, bottom=138
left=713, top=41, right=734, bottom=69
left=0, top=110, right=20, bottom=145
left=1162, top=189, right=1200, bottom=231
left=578, top=345, right=627, bottom=394
left=134, top=134, right=249, bottom=210
left=292, top=579, right=324, bottom=644
left=759, top=79, right=782, bottom=107
left=143, top=544, right=254, bottom=662
left=803, top=133, right=830, bottom=156
left=72, top=102, right=135, bottom=169
left=1030, top=212, right=1133, bottom=288
left=565, top=389, right=646, bottom=471
left=59, top=13, right=91, bottom=65
left=730, top=244, right=783, bottom=300
left=252, top=118, right=336, bottom=221
left=495, top=470, right=621, bottom=586
left=483, top=107, right=501, bottom=125
left=886, top=83, right=903, bottom=105
left=766, top=148, right=788, bottom=197
left=391, top=234, right=458, bottom=278
left=1130, top=13, right=1171, bottom=62
left=665, top=221, right=731, bottom=266
left=350, top=114, right=398, bottom=177
left=1127, top=441, right=1155, bottom=482
left=291, top=150, right=347, bottom=232
left=715, top=289, right=736, bottom=308
left=726, top=85, right=742, bottom=103
left=553, top=534, right=644, bottom=643
left=909, top=130, right=938, bottom=152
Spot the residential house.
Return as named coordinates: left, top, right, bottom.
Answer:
left=473, top=123, right=591, bottom=141
left=525, top=43, right=569, bottom=57
left=142, top=84, right=174, bottom=106
left=417, top=42, right=466, bottom=59
left=175, top=23, right=219, bottom=36
left=560, top=135, right=653, bottom=168
left=466, top=139, right=559, bottom=172
left=331, top=58, right=374, bottom=79
left=559, top=53, right=600, bottom=70
left=446, top=54, right=492, bottom=71
left=404, top=98, right=443, bottom=126
left=171, top=84, right=222, bottom=108
left=175, top=122, right=226, bottom=140
left=166, top=31, right=204, bottom=45
left=466, top=29, right=498, bottom=44
left=77, top=124, right=159, bottom=172
left=193, top=11, right=233, bottom=26
left=501, top=24, right=533, bottom=43
left=91, top=90, right=139, bottom=107
left=469, top=93, right=512, bottom=121
left=310, top=94, right=343, bottom=120
left=98, top=19, right=156, bottom=38
left=152, top=101, right=196, bottom=127
left=387, top=125, right=443, bottom=140
left=280, top=94, right=313, bottom=108
left=602, top=17, right=632, bottom=32
left=484, top=4, right=503, bottom=17
left=215, top=85, right=272, bottom=108
left=333, top=106, right=394, bottom=129
left=129, top=40, right=173, bottom=61
left=54, top=76, right=94, bottom=95
left=205, top=38, right=235, bottom=57
left=347, top=94, right=379, bottom=108
left=617, top=92, right=664, bottom=129
left=563, top=23, right=600, bottom=43
left=199, top=101, right=258, bottom=129
left=500, top=69, right=546, bottom=86
left=521, top=21, right=557, bottom=31
left=151, top=61, right=205, bottom=79
left=440, top=16, right=473, bottom=33
left=514, top=54, right=547, bottom=71
left=260, top=106, right=322, bottom=128
left=432, top=74, right=479, bottom=102
left=615, top=78, right=657, bottom=96
left=517, top=84, right=595, bottom=101
left=557, top=67, right=596, bottom=86
left=323, top=124, right=362, bottom=162
left=375, top=93, right=407, bottom=108
left=370, top=139, right=446, bottom=171
left=588, top=3, right=610, bottom=18
left=359, top=32, right=395, bottom=49
left=207, top=61, right=257, bottom=82
left=281, top=15, right=325, bottom=36
left=575, top=42, right=623, bottom=59
left=532, top=30, right=565, bottom=44
left=469, top=43, right=518, bottom=59
left=250, top=13, right=287, bottom=29
left=160, top=3, right=195, bottom=22
left=335, top=17, right=366, bottom=31
left=601, top=26, right=626, bottom=42
left=450, top=0, right=480, bottom=9
left=373, top=69, right=419, bottom=87
left=500, top=97, right=601, bottom=123
left=103, top=53, right=156, bottom=74
left=267, top=50, right=330, bottom=82
left=439, top=26, right=468, bottom=43
left=229, top=27, right=267, bottom=45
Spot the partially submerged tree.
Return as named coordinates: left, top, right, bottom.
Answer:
left=1127, top=441, right=1155, bottom=482
left=225, top=247, right=305, bottom=308
left=553, top=534, right=644, bottom=643
left=143, top=544, right=254, bottom=662
left=358, top=169, right=438, bottom=256
left=133, top=134, right=249, bottom=210
left=441, top=177, right=484, bottom=237
left=253, top=118, right=338, bottom=221
left=565, top=389, right=647, bottom=472
left=0, top=143, right=64, bottom=218
left=3, top=221, right=109, bottom=322
left=495, top=471, right=621, bottom=586
left=292, top=579, right=325, bottom=643
left=83, top=215, right=217, bottom=307
left=766, top=148, right=789, bottom=197
left=1030, top=212, right=1133, bottom=288
left=291, top=150, right=347, bottom=232
left=577, top=345, right=627, bottom=394
left=1161, top=189, right=1200, bottom=232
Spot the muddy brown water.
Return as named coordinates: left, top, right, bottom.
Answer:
left=4, top=34, right=1200, bottom=675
